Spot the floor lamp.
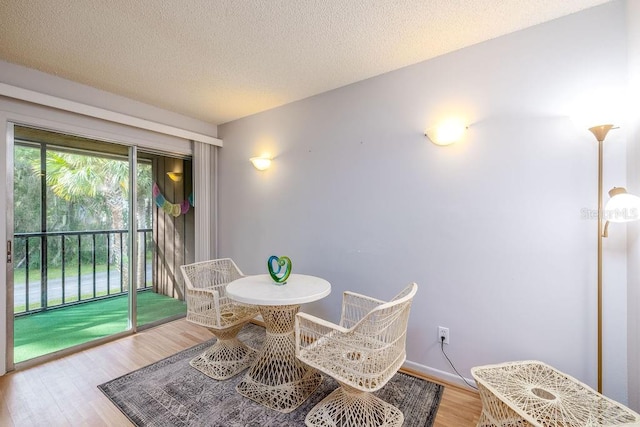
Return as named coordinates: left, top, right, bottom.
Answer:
left=589, top=124, right=611, bottom=394
left=589, top=124, right=640, bottom=394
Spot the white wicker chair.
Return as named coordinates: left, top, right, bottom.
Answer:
left=180, top=258, right=259, bottom=380
left=295, top=283, right=418, bottom=427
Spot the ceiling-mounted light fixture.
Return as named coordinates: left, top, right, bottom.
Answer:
left=250, top=156, right=272, bottom=171
left=425, top=118, right=467, bottom=146
left=166, top=171, right=183, bottom=182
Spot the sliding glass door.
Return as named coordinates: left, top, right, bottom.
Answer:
left=136, top=152, right=192, bottom=327
left=9, top=125, right=189, bottom=365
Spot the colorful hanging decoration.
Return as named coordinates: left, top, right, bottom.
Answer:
left=153, top=182, right=194, bottom=217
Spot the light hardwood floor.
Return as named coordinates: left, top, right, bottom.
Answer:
left=0, top=318, right=482, bottom=426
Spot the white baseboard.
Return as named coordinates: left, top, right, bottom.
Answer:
left=403, top=360, right=477, bottom=390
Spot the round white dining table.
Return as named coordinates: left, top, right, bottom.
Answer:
left=226, top=274, right=331, bottom=413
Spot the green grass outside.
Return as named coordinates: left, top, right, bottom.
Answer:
left=14, top=290, right=186, bottom=363
left=13, top=263, right=107, bottom=283
left=13, top=258, right=153, bottom=313
left=13, top=257, right=152, bottom=283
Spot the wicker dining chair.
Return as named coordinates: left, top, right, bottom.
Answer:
left=180, top=258, right=259, bottom=380
left=295, top=283, right=418, bottom=427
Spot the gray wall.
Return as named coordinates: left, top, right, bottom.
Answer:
left=218, top=1, right=633, bottom=403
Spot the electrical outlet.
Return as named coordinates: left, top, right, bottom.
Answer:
left=438, top=326, right=450, bottom=345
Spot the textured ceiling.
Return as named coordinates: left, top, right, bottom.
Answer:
left=0, top=0, right=612, bottom=125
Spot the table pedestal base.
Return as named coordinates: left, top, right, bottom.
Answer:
left=236, top=304, right=322, bottom=413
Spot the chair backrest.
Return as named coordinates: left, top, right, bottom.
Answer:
left=352, top=283, right=417, bottom=350
left=390, top=282, right=416, bottom=302
left=351, top=283, right=418, bottom=335
left=181, top=257, right=243, bottom=288
left=180, top=258, right=244, bottom=326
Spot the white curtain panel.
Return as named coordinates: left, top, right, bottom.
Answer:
left=193, top=141, right=218, bottom=262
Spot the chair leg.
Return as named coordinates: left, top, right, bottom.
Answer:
left=305, top=384, right=404, bottom=427
left=190, top=325, right=257, bottom=380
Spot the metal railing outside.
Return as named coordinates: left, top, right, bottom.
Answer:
left=13, top=228, right=153, bottom=315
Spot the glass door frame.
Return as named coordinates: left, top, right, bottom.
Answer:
left=128, top=146, right=138, bottom=332
left=5, top=122, right=15, bottom=371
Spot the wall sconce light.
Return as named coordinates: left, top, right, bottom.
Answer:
left=250, top=156, right=272, bottom=171
left=166, top=172, right=183, bottom=182
left=425, top=119, right=467, bottom=146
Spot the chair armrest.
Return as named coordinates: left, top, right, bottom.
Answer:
left=295, top=312, right=349, bottom=356
left=186, top=288, right=221, bottom=322
left=340, top=291, right=385, bottom=328
left=297, top=312, right=350, bottom=334
left=187, top=287, right=218, bottom=301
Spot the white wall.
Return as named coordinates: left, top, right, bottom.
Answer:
left=218, top=1, right=632, bottom=402
left=0, top=61, right=217, bottom=375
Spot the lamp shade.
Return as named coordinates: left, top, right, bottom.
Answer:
left=588, top=124, right=614, bottom=143
left=166, top=172, right=183, bottom=182
left=250, top=156, right=272, bottom=171
left=604, top=187, right=640, bottom=223
left=426, top=119, right=466, bottom=146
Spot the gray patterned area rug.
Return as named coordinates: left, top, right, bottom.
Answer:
left=99, top=323, right=443, bottom=427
